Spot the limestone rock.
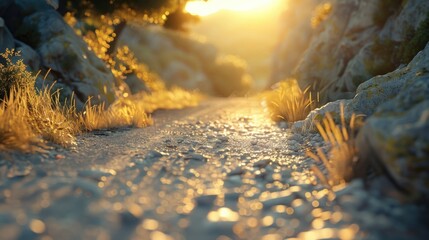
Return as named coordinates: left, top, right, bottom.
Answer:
left=0, top=17, right=14, bottom=58
left=124, top=74, right=149, bottom=94
left=16, top=10, right=117, bottom=106
left=379, top=0, right=429, bottom=42
left=292, top=99, right=352, bottom=133
left=272, top=0, right=429, bottom=103
left=118, top=25, right=219, bottom=95
left=294, top=0, right=380, bottom=102
left=270, top=0, right=318, bottom=84
left=356, top=43, right=429, bottom=196
left=13, top=40, right=40, bottom=72
left=0, top=0, right=14, bottom=16
left=351, top=42, right=429, bottom=116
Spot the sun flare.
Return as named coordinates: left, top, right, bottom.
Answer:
left=185, top=0, right=278, bottom=16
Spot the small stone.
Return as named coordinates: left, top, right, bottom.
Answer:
left=184, top=153, right=207, bottom=161
left=196, top=194, right=217, bottom=207
left=227, top=168, right=245, bottom=176
left=278, top=121, right=288, bottom=129
left=254, top=159, right=271, bottom=168
left=73, top=179, right=103, bottom=197
left=7, top=164, right=32, bottom=178
left=146, top=150, right=165, bottom=159
left=78, top=169, right=114, bottom=181
left=120, top=210, right=140, bottom=226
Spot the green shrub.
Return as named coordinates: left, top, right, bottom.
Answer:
left=0, top=49, right=34, bottom=99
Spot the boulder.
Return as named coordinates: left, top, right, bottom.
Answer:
left=0, top=0, right=14, bottom=17
left=16, top=10, right=117, bottom=106
left=13, top=40, right=40, bottom=72
left=293, top=0, right=380, bottom=103
left=124, top=74, right=149, bottom=94
left=272, top=0, right=429, bottom=104
left=269, top=0, right=318, bottom=85
left=15, top=0, right=57, bottom=15
left=1, top=0, right=58, bottom=35
left=356, top=43, right=429, bottom=196
left=379, top=0, right=429, bottom=42
left=291, top=99, right=353, bottom=133
left=0, top=17, right=15, bottom=58
left=118, top=25, right=218, bottom=94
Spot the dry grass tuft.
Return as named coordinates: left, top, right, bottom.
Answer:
left=0, top=50, right=79, bottom=152
left=78, top=87, right=200, bottom=131
left=1, top=38, right=201, bottom=153
left=307, top=104, right=360, bottom=187
left=79, top=98, right=153, bottom=131
left=0, top=85, right=79, bottom=152
left=265, top=79, right=315, bottom=122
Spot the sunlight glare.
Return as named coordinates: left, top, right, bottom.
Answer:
left=185, top=0, right=278, bottom=16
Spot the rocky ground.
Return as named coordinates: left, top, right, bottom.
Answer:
left=0, top=98, right=428, bottom=240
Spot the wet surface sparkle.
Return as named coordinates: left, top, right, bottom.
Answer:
left=1, top=98, right=428, bottom=240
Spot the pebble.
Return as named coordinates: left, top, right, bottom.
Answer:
left=227, top=168, right=245, bottom=176
left=253, top=159, right=271, bottom=168
left=261, top=194, right=296, bottom=209
left=7, top=164, right=32, bottom=178
left=195, top=194, right=217, bottom=207
left=2, top=99, right=428, bottom=240
left=184, top=153, right=206, bottom=161
left=73, top=179, right=103, bottom=198
left=78, top=169, right=113, bottom=181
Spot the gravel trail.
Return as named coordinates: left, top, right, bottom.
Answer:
left=0, top=98, right=428, bottom=240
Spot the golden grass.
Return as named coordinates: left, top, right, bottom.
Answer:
left=0, top=49, right=201, bottom=153
left=307, top=104, right=360, bottom=187
left=79, top=98, right=153, bottom=131
left=265, top=79, right=315, bottom=122
left=0, top=84, right=79, bottom=152
left=79, top=87, right=200, bottom=131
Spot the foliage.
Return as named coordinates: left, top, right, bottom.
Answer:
left=65, top=0, right=190, bottom=25
left=264, top=79, right=314, bottom=122
left=311, top=2, right=332, bottom=29
left=0, top=81, right=78, bottom=152
left=307, top=105, right=361, bottom=187
left=115, top=46, right=166, bottom=92
left=79, top=87, right=200, bottom=131
left=78, top=98, right=153, bottom=131
left=0, top=50, right=34, bottom=99
left=0, top=49, right=200, bottom=152
left=66, top=14, right=166, bottom=97
left=208, top=55, right=252, bottom=97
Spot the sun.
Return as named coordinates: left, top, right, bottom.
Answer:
left=185, top=0, right=278, bottom=16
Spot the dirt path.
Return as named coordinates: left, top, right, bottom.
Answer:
left=0, top=98, right=428, bottom=240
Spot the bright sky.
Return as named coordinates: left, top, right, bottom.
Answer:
left=185, top=0, right=278, bottom=16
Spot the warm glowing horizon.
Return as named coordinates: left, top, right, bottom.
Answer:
left=185, top=0, right=279, bottom=16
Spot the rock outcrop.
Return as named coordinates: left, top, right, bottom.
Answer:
left=269, top=0, right=318, bottom=84
left=0, top=17, right=14, bottom=62
left=118, top=25, right=251, bottom=96
left=293, top=43, right=429, bottom=197
left=272, top=0, right=429, bottom=103
left=356, top=43, right=429, bottom=196
left=0, top=0, right=118, bottom=108
left=17, top=9, right=117, bottom=105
